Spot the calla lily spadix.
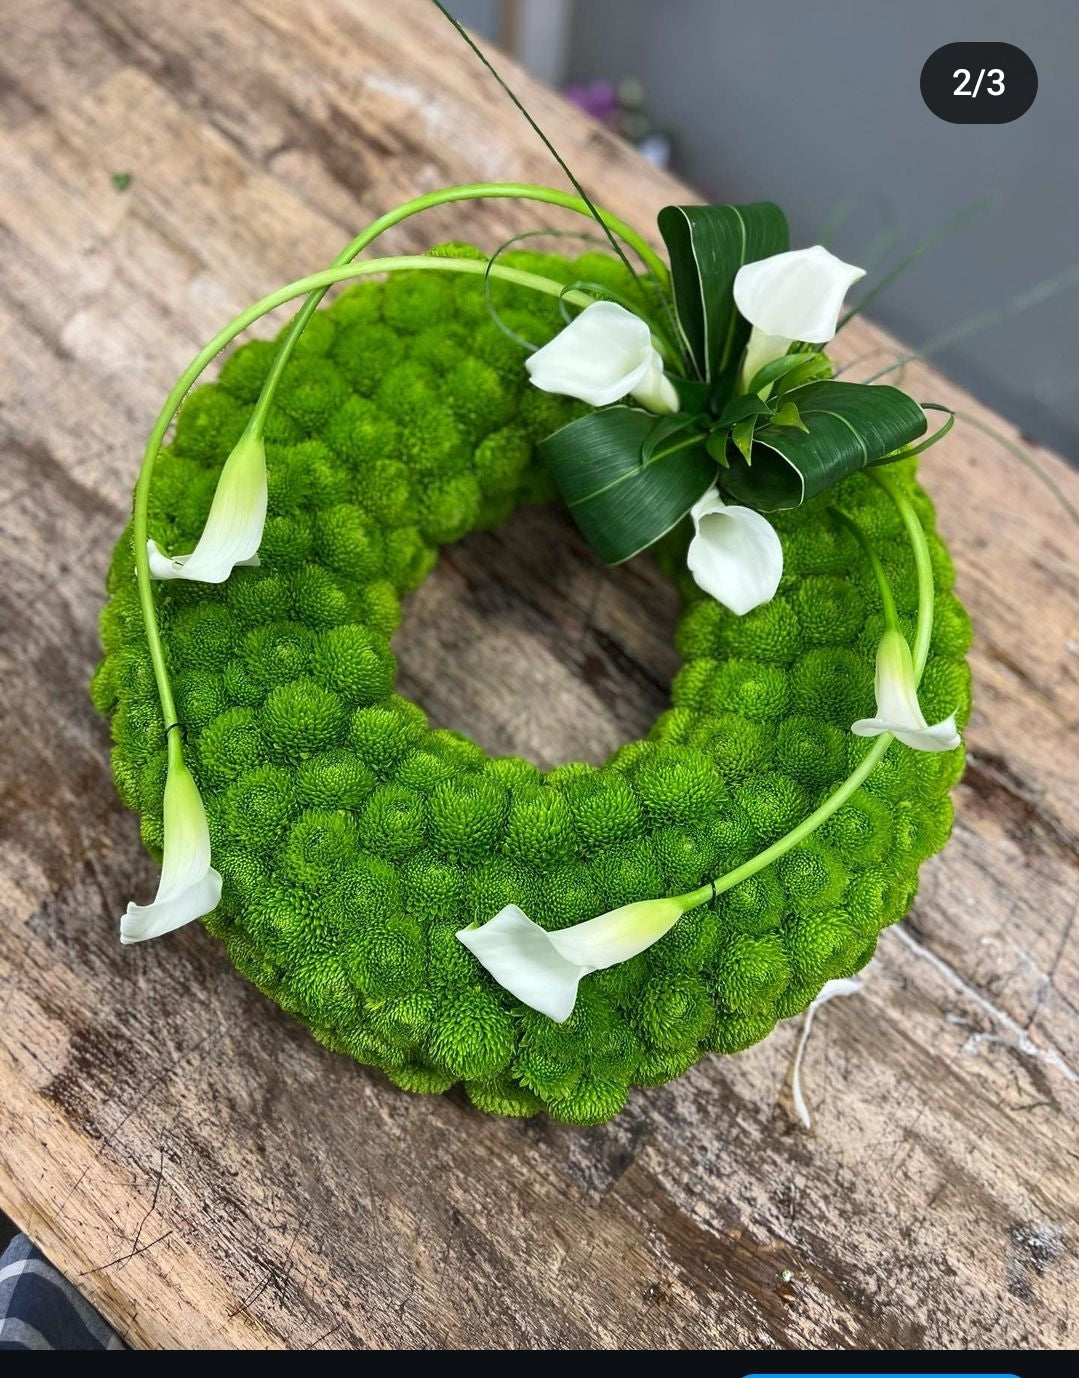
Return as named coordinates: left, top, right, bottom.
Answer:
left=120, top=756, right=222, bottom=944
left=734, top=245, right=865, bottom=388
left=525, top=300, right=679, bottom=414
left=147, top=428, right=267, bottom=583
left=852, top=627, right=960, bottom=753
left=458, top=895, right=690, bottom=1022
left=686, top=486, right=783, bottom=616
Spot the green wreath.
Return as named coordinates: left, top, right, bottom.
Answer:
left=92, top=183, right=970, bottom=1126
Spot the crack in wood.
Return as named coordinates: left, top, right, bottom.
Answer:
left=891, top=925, right=1078, bottom=1082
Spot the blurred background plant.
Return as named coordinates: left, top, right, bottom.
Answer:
left=449, top=0, right=1077, bottom=462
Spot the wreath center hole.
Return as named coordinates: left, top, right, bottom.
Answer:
left=392, top=505, right=681, bottom=772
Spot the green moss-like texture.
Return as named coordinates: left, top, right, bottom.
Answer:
left=93, top=249, right=972, bottom=1124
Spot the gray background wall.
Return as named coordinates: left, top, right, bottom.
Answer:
left=452, top=0, right=1078, bottom=460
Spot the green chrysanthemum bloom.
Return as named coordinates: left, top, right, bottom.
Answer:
left=564, top=772, right=644, bottom=852
left=344, top=911, right=426, bottom=1001
left=241, top=622, right=314, bottom=690
left=635, top=973, right=714, bottom=1050
left=309, top=625, right=396, bottom=707
left=503, top=785, right=579, bottom=867
left=719, top=868, right=787, bottom=935
left=196, top=706, right=266, bottom=785
left=260, top=679, right=347, bottom=761
left=221, top=765, right=296, bottom=852
left=631, top=748, right=726, bottom=829
left=429, top=988, right=516, bottom=1081
left=426, top=777, right=508, bottom=863
left=707, top=659, right=790, bottom=721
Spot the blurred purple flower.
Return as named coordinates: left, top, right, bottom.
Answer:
left=564, top=79, right=619, bottom=123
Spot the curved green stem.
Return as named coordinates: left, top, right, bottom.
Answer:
left=871, top=471, right=934, bottom=678
left=249, top=182, right=669, bottom=433
left=679, top=734, right=892, bottom=910
left=677, top=481, right=937, bottom=915
left=830, top=507, right=900, bottom=630
left=133, top=254, right=600, bottom=736
left=133, top=474, right=177, bottom=737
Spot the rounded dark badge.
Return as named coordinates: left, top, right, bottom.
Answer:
left=920, top=42, right=1037, bottom=124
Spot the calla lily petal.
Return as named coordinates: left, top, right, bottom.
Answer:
left=851, top=627, right=960, bottom=752
left=548, top=896, right=686, bottom=969
left=734, top=245, right=865, bottom=386
left=148, top=429, right=267, bottom=583
left=458, top=896, right=687, bottom=1023
left=734, top=245, right=865, bottom=345
left=686, top=487, right=783, bottom=616
left=120, top=757, right=222, bottom=944
left=853, top=713, right=960, bottom=754
left=457, top=904, right=586, bottom=1022
left=525, top=300, right=678, bottom=413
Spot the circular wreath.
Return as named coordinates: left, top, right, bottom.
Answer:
left=93, top=237, right=971, bottom=1126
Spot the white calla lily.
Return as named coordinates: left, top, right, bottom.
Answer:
left=524, top=300, right=679, bottom=413
left=734, top=245, right=865, bottom=387
left=120, top=755, right=222, bottom=944
left=458, top=896, right=688, bottom=1022
left=148, top=428, right=267, bottom=583
left=686, top=486, right=783, bottom=616
left=851, top=628, right=960, bottom=752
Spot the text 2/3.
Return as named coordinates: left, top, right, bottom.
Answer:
left=921, top=43, right=1037, bottom=124
left=952, top=68, right=1005, bottom=99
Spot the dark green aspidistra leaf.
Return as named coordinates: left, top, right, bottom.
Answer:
left=721, top=381, right=927, bottom=511
left=657, top=202, right=789, bottom=383
left=540, top=407, right=715, bottom=563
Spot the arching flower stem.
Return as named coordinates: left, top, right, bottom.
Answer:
left=675, top=734, right=894, bottom=913
left=132, top=253, right=612, bottom=736
left=871, top=469, right=935, bottom=677
left=832, top=501, right=956, bottom=751
left=247, top=182, right=669, bottom=436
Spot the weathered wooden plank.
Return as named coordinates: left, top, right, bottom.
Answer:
left=0, top=0, right=1075, bottom=1351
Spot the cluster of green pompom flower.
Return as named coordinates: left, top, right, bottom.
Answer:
left=93, top=248, right=971, bottom=1125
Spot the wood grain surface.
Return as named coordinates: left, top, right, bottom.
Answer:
left=1, top=0, right=1077, bottom=1352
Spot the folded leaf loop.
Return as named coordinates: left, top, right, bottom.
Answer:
left=721, top=381, right=928, bottom=511
left=657, top=203, right=789, bottom=382
left=540, top=406, right=715, bottom=563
